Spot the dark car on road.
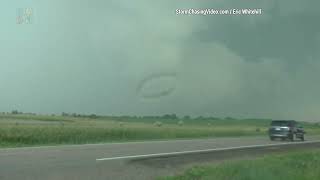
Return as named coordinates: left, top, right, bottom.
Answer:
left=268, top=120, right=305, bottom=141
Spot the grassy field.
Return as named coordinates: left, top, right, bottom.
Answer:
left=0, top=114, right=320, bottom=148
left=160, top=150, right=320, bottom=180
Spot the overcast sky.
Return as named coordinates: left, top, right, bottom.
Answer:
left=1, top=0, right=320, bottom=121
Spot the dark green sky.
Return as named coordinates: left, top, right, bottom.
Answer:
left=1, top=0, right=320, bottom=120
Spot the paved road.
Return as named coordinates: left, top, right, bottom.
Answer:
left=1, top=136, right=320, bottom=180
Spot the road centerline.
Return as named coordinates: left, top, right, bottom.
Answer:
left=96, top=140, right=320, bottom=161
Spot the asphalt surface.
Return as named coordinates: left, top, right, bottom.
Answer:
left=1, top=136, right=320, bottom=180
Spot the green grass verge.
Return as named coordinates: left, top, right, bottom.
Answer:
left=160, top=150, right=320, bottom=180
left=0, top=114, right=320, bottom=148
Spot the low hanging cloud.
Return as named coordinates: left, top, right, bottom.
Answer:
left=0, top=0, right=320, bottom=121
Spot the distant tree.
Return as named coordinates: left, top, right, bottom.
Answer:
left=162, top=114, right=178, bottom=119
left=171, top=114, right=178, bottom=119
left=71, top=113, right=78, bottom=117
left=61, top=112, right=69, bottom=116
left=89, top=114, right=98, bottom=119
left=11, top=110, right=19, bottom=114
left=162, top=114, right=170, bottom=119
left=183, top=115, right=190, bottom=120
left=224, top=117, right=235, bottom=120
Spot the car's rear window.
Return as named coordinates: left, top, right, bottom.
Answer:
left=271, top=121, right=292, bottom=126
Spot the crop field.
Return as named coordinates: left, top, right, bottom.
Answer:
left=161, top=149, right=320, bottom=180
left=1, top=114, right=320, bottom=148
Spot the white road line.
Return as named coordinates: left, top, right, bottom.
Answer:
left=96, top=140, right=320, bottom=161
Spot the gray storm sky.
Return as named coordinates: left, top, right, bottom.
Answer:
left=1, top=0, right=320, bottom=121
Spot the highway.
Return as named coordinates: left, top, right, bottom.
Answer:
left=1, top=136, right=320, bottom=180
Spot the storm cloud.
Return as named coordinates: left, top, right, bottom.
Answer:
left=0, top=0, right=320, bottom=121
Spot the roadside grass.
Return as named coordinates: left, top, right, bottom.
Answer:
left=0, top=123, right=262, bottom=148
left=160, top=150, right=320, bottom=180
left=0, top=114, right=319, bottom=148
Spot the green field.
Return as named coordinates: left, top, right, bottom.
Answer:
left=160, top=150, right=320, bottom=180
left=0, top=114, right=320, bottom=148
